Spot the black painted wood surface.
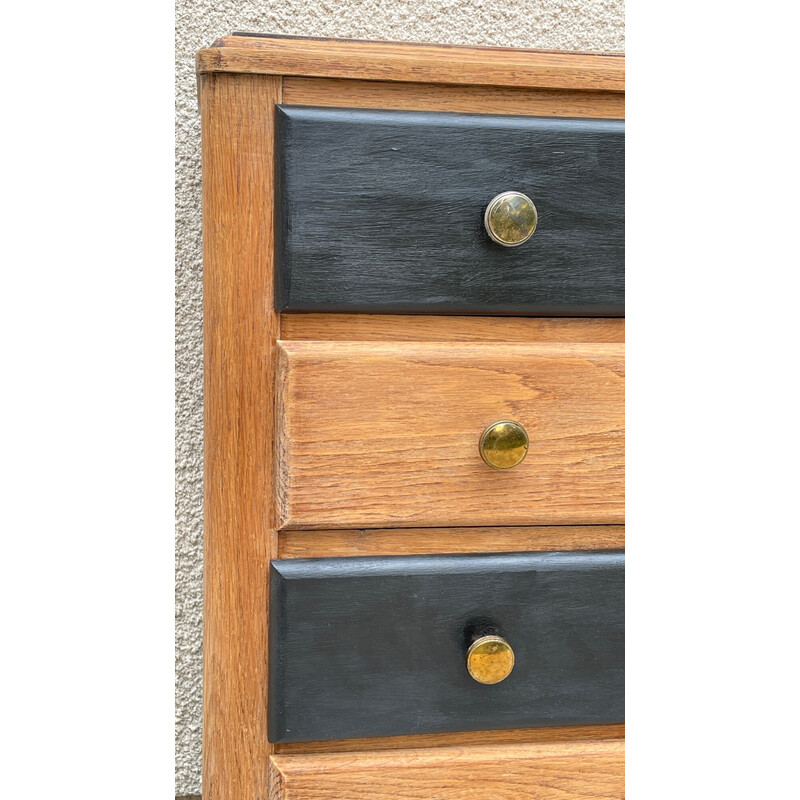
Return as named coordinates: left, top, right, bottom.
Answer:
left=269, top=551, right=624, bottom=743
left=274, top=106, right=624, bottom=315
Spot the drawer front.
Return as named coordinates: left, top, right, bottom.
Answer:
left=275, top=105, right=624, bottom=316
left=276, top=340, right=624, bottom=529
left=269, top=551, right=624, bottom=743
left=269, top=739, right=625, bottom=799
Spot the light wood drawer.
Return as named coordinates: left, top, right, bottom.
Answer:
left=276, top=340, right=624, bottom=529
left=269, top=739, right=625, bottom=800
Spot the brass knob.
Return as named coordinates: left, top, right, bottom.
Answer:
left=479, top=420, right=529, bottom=470
left=484, top=191, right=538, bottom=246
left=467, top=635, right=515, bottom=684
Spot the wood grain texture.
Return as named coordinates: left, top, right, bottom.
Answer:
left=273, top=721, right=624, bottom=755
left=270, top=738, right=625, bottom=800
left=283, top=77, right=625, bottom=118
left=201, top=72, right=281, bottom=800
left=277, top=341, right=624, bottom=530
left=279, top=525, right=625, bottom=558
left=275, top=106, right=624, bottom=315
left=269, top=551, right=624, bottom=742
left=197, top=42, right=626, bottom=798
left=198, top=34, right=625, bottom=92
left=281, top=314, right=625, bottom=342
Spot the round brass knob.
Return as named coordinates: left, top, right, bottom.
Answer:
left=467, top=635, right=515, bottom=684
left=479, top=420, right=529, bottom=470
left=484, top=191, right=538, bottom=246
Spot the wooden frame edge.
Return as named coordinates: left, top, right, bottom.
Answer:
left=201, top=71, right=282, bottom=800
left=197, top=34, right=624, bottom=92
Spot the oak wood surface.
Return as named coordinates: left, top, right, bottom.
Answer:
left=283, top=77, right=625, bottom=118
left=270, top=739, right=625, bottom=800
left=275, top=106, right=624, bottom=316
left=201, top=72, right=281, bottom=800
left=281, top=314, right=625, bottom=342
left=277, top=341, right=624, bottom=529
left=198, top=34, right=625, bottom=92
left=269, top=551, right=624, bottom=742
left=279, top=524, right=624, bottom=558
left=273, top=721, right=624, bottom=754
left=197, top=39, right=626, bottom=800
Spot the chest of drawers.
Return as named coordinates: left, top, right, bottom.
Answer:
left=198, top=33, right=624, bottom=800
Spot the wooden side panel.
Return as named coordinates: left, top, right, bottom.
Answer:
left=275, top=106, right=624, bottom=315
left=282, top=77, right=625, bottom=118
left=281, top=314, right=625, bottom=342
left=201, top=72, right=281, bottom=800
left=269, top=551, right=624, bottom=743
left=277, top=341, right=624, bottom=530
left=270, top=739, right=625, bottom=800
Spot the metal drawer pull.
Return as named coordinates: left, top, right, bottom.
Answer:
left=484, top=191, right=538, bottom=246
left=467, top=635, right=515, bottom=684
left=479, top=420, right=529, bottom=469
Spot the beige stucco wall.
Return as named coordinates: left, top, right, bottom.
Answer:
left=175, top=2, right=624, bottom=795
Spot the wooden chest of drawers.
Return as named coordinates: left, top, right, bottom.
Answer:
left=198, top=33, right=625, bottom=800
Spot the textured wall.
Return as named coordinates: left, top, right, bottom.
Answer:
left=175, top=2, right=624, bottom=795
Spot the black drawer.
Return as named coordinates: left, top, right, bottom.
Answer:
left=268, top=551, right=624, bottom=743
left=274, top=105, right=624, bottom=316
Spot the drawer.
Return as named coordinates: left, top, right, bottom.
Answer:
left=276, top=340, right=624, bottom=529
left=268, top=551, right=624, bottom=743
left=269, top=739, right=625, bottom=799
left=274, top=105, right=624, bottom=316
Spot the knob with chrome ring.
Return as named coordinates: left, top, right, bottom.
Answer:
left=484, top=191, right=538, bottom=246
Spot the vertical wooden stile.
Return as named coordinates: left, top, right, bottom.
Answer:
left=200, top=71, right=282, bottom=800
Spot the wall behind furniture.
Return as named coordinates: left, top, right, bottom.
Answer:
left=175, top=1, right=624, bottom=796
